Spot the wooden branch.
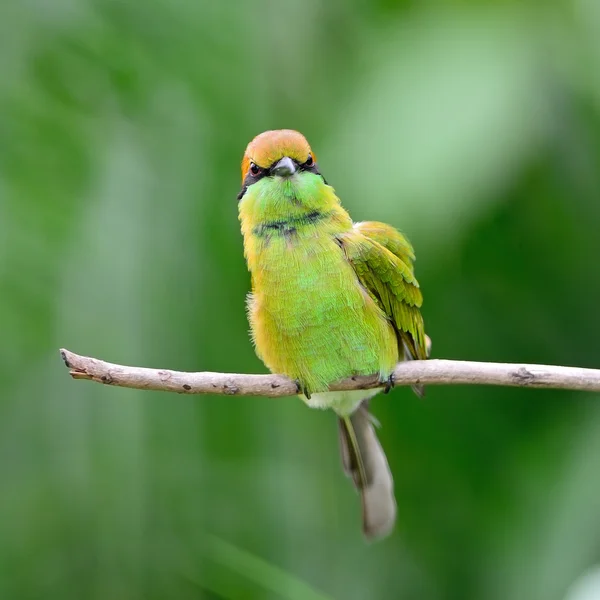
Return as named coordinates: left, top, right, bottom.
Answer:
left=59, top=349, right=600, bottom=396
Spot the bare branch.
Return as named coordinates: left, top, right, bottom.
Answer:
left=59, top=349, right=600, bottom=396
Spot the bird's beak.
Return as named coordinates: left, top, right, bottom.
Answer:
left=271, top=156, right=296, bottom=178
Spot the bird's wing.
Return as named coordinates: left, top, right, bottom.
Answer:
left=337, top=222, right=427, bottom=362
left=353, top=221, right=416, bottom=274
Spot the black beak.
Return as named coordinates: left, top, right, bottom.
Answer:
left=271, top=156, right=296, bottom=177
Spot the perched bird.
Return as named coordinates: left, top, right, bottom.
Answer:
left=238, top=130, right=428, bottom=540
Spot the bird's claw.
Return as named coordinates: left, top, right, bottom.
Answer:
left=383, top=374, right=395, bottom=394
left=295, top=381, right=311, bottom=399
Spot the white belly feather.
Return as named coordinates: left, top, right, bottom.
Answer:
left=302, top=388, right=383, bottom=417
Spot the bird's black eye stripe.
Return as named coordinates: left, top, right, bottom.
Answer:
left=238, top=164, right=269, bottom=201
left=237, top=157, right=326, bottom=202
left=299, top=158, right=321, bottom=176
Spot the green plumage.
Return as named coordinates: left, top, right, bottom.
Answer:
left=238, top=129, right=428, bottom=539
left=241, top=175, right=426, bottom=398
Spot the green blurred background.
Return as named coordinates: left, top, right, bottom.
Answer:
left=2, top=0, right=600, bottom=598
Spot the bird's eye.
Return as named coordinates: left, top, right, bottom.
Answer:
left=305, top=154, right=314, bottom=167
left=250, top=162, right=260, bottom=175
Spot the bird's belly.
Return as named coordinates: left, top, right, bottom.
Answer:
left=305, top=388, right=383, bottom=416
left=249, top=237, right=398, bottom=393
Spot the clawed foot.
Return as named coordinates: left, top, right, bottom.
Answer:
left=295, top=381, right=311, bottom=399
left=383, top=374, right=395, bottom=394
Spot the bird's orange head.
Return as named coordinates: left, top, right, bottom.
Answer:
left=237, top=130, right=325, bottom=202
left=241, top=129, right=317, bottom=183
left=237, top=129, right=344, bottom=237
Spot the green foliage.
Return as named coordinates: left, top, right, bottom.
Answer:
left=1, top=0, right=600, bottom=598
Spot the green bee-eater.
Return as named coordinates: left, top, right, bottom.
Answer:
left=238, top=130, right=428, bottom=539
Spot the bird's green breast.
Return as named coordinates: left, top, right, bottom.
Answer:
left=247, top=220, right=398, bottom=394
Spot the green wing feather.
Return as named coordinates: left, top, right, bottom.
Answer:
left=353, top=221, right=416, bottom=273
left=338, top=221, right=428, bottom=363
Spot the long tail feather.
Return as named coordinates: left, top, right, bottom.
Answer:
left=338, top=401, right=396, bottom=540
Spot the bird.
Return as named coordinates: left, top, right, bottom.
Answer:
left=238, top=129, right=428, bottom=540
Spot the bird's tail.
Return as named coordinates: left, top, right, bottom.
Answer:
left=338, top=401, right=396, bottom=540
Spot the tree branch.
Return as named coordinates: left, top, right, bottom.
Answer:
left=60, top=349, right=600, bottom=396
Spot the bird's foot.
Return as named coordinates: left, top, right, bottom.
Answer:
left=295, top=381, right=311, bottom=400
left=383, top=374, right=395, bottom=394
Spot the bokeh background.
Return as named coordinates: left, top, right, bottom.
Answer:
left=2, top=0, right=600, bottom=598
